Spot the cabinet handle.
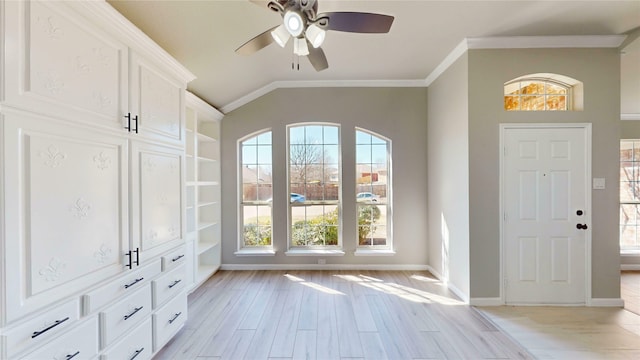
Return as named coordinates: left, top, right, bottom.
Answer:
left=124, top=306, right=143, bottom=320
left=126, top=248, right=140, bottom=270
left=134, top=248, right=140, bottom=267
left=168, top=279, right=182, bottom=289
left=66, top=351, right=80, bottom=360
left=124, top=113, right=139, bottom=134
left=31, top=316, right=69, bottom=338
left=168, top=312, right=182, bottom=324
left=124, top=277, right=144, bottom=289
left=129, top=347, right=145, bottom=360
left=172, top=254, right=185, bottom=262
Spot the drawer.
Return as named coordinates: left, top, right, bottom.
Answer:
left=3, top=298, right=80, bottom=358
left=99, top=284, right=152, bottom=349
left=153, top=292, right=187, bottom=352
left=152, top=264, right=186, bottom=309
left=161, top=245, right=187, bottom=271
left=101, top=318, right=152, bottom=360
left=83, top=260, right=161, bottom=315
left=20, top=317, right=99, bottom=360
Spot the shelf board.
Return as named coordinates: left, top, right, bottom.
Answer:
left=186, top=154, right=194, bottom=158
left=197, top=241, right=218, bottom=255
left=186, top=128, right=194, bottom=133
left=197, top=156, right=217, bottom=162
left=198, top=221, right=218, bottom=231
left=186, top=205, right=195, bottom=210
left=198, top=201, right=218, bottom=207
left=197, top=181, right=219, bottom=186
left=186, top=181, right=198, bottom=186
left=197, top=132, right=218, bottom=143
left=196, top=265, right=219, bottom=285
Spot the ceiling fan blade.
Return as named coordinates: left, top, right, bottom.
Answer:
left=307, top=45, right=328, bottom=71
left=318, top=12, right=394, bottom=33
left=235, top=26, right=278, bottom=55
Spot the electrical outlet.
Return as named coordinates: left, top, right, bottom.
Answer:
left=318, top=259, right=326, bottom=265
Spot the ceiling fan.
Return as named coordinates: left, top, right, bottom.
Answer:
left=235, top=0, right=394, bottom=71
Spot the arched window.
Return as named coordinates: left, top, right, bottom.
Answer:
left=504, top=73, right=583, bottom=111
left=288, top=124, right=341, bottom=248
left=239, top=130, right=272, bottom=249
left=356, top=129, right=391, bottom=249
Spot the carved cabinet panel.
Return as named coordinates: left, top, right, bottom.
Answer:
left=130, top=54, right=184, bottom=143
left=3, top=0, right=128, bottom=128
left=2, top=113, right=129, bottom=324
left=130, top=141, right=184, bottom=262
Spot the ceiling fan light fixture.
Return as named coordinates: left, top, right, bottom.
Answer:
left=283, top=11, right=304, bottom=37
left=293, top=37, right=309, bottom=56
left=305, top=23, right=325, bottom=48
left=271, top=24, right=290, bottom=47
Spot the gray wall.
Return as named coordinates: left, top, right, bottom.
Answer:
left=220, top=87, right=429, bottom=266
left=467, top=48, right=622, bottom=299
left=427, top=53, right=470, bottom=298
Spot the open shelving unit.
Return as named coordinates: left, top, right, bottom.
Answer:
left=185, top=92, right=223, bottom=291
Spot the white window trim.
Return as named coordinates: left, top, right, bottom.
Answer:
left=620, top=139, right=640, bottom=252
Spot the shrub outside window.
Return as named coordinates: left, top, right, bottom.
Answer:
left=504, top=79, right=570, bottom=111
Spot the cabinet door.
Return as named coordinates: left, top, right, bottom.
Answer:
left=130, top=141, right=184, bottom=262
left=1, top=112, right=129, bottom=325
left=2, top=0, right=128, bottom=129
left=130, top=53, right=185, bottom=143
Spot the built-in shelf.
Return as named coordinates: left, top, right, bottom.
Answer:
left=185, top=91, right=222, bottom=293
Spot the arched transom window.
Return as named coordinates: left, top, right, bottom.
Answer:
left=504, top=73, right=583, bottom=111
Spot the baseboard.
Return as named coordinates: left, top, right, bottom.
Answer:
left=220, top=263, right=430, bottom=271
left=621, top=264, right=640, bottom=271
left=470, top=297, right=503, bottom=306
left=424, top=265, right=470, bottom=303
left=590, top=298, right=625, bottom=307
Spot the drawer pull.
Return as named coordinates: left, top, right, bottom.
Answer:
left=168, top=312, right=182, bottom=324
left=172, top=254, right=185, bottom=262
left=124, top=277, right=144, bottom=289
left=168, top=279, right=182, bottom=289
left=130, top=347, right=145, bottom=360
left=124, top=306, right=143, bottom=320
left=66, top=351, right=80, bottom=360
left=31, top=316, right=70, bottom=338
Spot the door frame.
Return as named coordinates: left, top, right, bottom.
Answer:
left=499, top=123, right=592, bottom=305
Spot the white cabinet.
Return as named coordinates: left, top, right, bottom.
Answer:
left=184, top=92, right=224, bottom=291
left=130, top=141, right=185, bottom=262
left=1, top=112, right=129, bottom=324
left=2, top=0, right=187, bottom=145
left=1, top=0, right=195, bottom=358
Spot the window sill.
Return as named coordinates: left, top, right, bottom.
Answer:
left=285, top=249, right=345, bottom=256
left=354, top=249, right=396, bottom=256
left=621, top=250, right=640, bottom=256
left=234, top=249, right=276, bottom=256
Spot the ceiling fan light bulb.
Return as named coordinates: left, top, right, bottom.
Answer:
left=284, top=11, right=304, bottom=37
left=306, top=24, right=325, bottom=48
left=271, top=24, right=290, bottom=47
left=293, top=37, right=309, bottom=56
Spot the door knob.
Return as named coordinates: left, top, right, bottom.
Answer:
left=576, top=210, right=584, bottom=216
left=576, top=223, right=588, bottom=230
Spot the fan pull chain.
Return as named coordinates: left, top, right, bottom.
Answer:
left=291, top=54, right=300, bottom=71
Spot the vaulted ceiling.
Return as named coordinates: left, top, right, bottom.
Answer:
left=107, top=0, right=640, bottom=113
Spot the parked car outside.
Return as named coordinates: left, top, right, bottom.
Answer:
left=356, top=192, right=379, bottom=202
left=290, top=193, right=306, bottom=203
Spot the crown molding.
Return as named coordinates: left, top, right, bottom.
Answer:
left=425, top=35, right=628, bottom=87
left=219, top=79, right=427, bottom=114
left=223, top=35, right=628, bottom=114
left=70, top=1, right=196, bottom=83
left=186, top=91, right=224, bottom=121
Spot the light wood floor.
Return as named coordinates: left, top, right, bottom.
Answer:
left=622, top=271, right=640, bottom=316
left=154, top=270, right=532, bottom=359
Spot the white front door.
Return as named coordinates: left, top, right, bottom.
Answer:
left=502, top=124, right=590, bottom=304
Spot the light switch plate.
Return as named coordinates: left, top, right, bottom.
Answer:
left=593, top=178, right=606, bottom=190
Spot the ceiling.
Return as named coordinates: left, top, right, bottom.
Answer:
left=107, top=0, right=640, bottom=113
